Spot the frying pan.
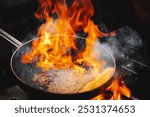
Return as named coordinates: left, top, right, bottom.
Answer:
left=0, top=28, right=116, bottom=99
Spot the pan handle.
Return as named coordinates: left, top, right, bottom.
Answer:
left=0, top=28, right=22, bottom=48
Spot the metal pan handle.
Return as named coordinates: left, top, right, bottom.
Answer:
left=0, top=28, right=22, bottom=48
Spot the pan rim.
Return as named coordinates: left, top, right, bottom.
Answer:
left=10, top=35, right=116, bottom=95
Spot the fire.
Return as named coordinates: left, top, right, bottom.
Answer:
left=21, top=0, right=130, bottom=99
left=92, top=76, right=131, bottom=100
left=22, top=0, right=107, bottom=71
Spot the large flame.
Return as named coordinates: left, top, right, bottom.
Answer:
left=22, top=0, right=107, bottom=72
left=21, top=0, right=130, bottom=99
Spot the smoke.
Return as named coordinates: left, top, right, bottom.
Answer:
left=99, top=26, right=143, bottom=83
left=100, top=26, right=142, bottom=59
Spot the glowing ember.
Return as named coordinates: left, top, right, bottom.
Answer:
left=21, top=0, right=130, bottom=99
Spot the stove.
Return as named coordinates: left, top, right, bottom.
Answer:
left=0, top=0, right=150, bottom=100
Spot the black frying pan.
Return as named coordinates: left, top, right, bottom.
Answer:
left=0, top=28, right=116, bottom=99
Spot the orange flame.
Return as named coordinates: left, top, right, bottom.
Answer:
left=92, top=76, right=131, bottom=100
left=21, top=0, right=130, bottom=99
left=21, top=0, right=106, bottom=70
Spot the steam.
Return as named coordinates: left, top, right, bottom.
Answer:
left=107, top=26, right=142, bottom=58
left=99, top=26, right=143, bottom=83
left=99, top=26, right=142, bottom=59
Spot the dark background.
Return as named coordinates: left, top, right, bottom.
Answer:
left=0, top=0, right=150, bottom=99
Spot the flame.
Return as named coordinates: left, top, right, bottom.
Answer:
left=108, top=76, right=131, bottom=100
left=21, top=0, right=130, bottom=99
left=22, top=0, right=107, bottom=70
left=92, top=76, right=131, bottom=100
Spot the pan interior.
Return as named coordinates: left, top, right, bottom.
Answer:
left=11, top=38, right=115, bottom=94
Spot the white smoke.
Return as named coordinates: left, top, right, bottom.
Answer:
left=99, top=26, right=143, bottom=83
left=101, top=26, right=142, bottom=59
